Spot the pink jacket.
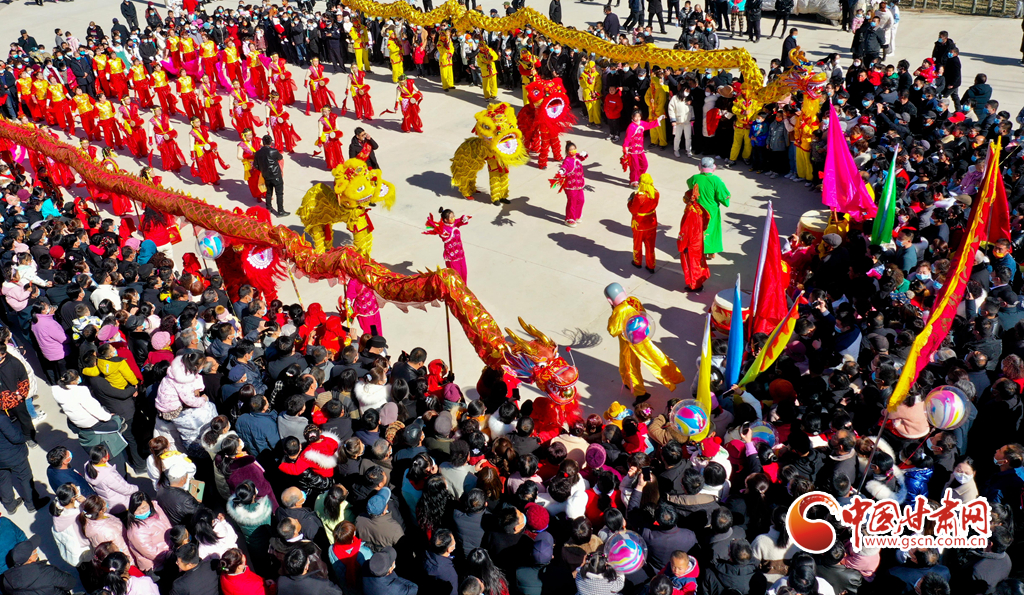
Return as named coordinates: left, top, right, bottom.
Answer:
left=84, top=516, right=136, bottom=565
left=29, top=313, right=68, bottom=362
left=154, top=356, right=207, bottom=413
left=85, top=464, right=139, bottom=513
left=126, top=503, right=173, bottom=571
left=890, top=398, right=930, bottom=439
left=1, top=281, right=31, bottom=311
left=623, top=120, right=659, bottom=155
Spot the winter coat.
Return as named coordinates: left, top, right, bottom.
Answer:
left=91, top=356, right=139, bottom=390
left=0, top=561, right=77, bottom=595
left=196, top=516, right=240, bottom=560
left=354, top=381, right=391, bottom=413
left=29, top=313, right=68, bottom=361
left=155, top=356, right=207, bottom=413
left=278, top=431, right=341, bottom=479
left=235, top=411, right=280, bottom=456
left=223, top=455, right=280, bottom=511
left=227, top=494, right=273, bottom=543
left=83, top=515, right=135, bottom=564
left=50, top=504, right=91, bottom=566
left=902, top=467, right=933, bottom=505
left=864, top=467, right=908, bottom=504
left=0, top=516, right=25, bottom=574
left=702, top=559, right=763, bottom=595
left=85, top=463, right=139, bottom=513
left=126, top=503, right=173, bottom=571
left=147, top=451, right=196, bottom=490
left=50, top=384, right=113, bottom=430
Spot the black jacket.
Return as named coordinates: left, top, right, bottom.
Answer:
left=0, top=561, right=77, bottom=595
left=702, top=559, right=765, bottom=595
left=169, top=560, right=220, bottom=595
left=548, top=0, right=562, bottom=24
left=280, top=573, right=346, bottom=595
left=274, top=506, right=329, bottom=552
left=253, top=145, right=284, bottom=182
left=363, top=572, right=418, bottom=595
left=156, top=485, right=200, bottom=526
left=88, top=375, right=137, bottom=419
left=0, top=412, right=27, bottom=468
left=422, top=552, right=458, bottom=595
left=781, top=36, right=798, bottom=68
left=818, top=562, right=863, bottom=595
left=349, top=137, right=379, bottom=170
left=121, top=1, right=138, bottom=21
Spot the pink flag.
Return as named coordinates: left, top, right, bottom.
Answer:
left=822, top=103, right=877, bottom=221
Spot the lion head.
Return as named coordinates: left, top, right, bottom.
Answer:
left=330, top=158, right=396, bottom=212
left=525, top=79, right=577, bottom=131
left=472, top=103, right=528, bottom=167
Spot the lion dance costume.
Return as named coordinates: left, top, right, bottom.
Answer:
left=450, top=103, right=528, bottom=204
left=298, top=158, right=397, bottom=257
left=605, top=283, right=684, bottom=399
left=518, top=78, right=576, bottom=169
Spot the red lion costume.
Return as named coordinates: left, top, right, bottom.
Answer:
left=216, top=206, right=287, bottom=300
left=517, top=78, right=577, bottom=169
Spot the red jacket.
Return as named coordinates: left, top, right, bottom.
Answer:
left=604, top=90, right=623, bottom=119
left=278, top=431, right=341, bottom=478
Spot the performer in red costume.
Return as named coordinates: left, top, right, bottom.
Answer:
left=99, top=147, right=133, bottom=216
left=92, top=51, right=109, bottom=97
left=117, top=96, right=149, bottom=163
left=149, top=106, right=187, bottom=173
left=219, top=41, right=244, bottom=85
left=229, top=80, right=264, bottom=140
left=395, top=75, right=423, bottom=133
left=628, top=173, right=660, bottom=272
left=199, top=75, right=225, bottom=132
left=188, top=117, right=229, bottom=185
left=151, top=64, right=180, bottom=116
left=518, top=78, right=577, bottom=169
left=314, top=106, right=344, bottom=171
left=79, top=138, right=102, bottom=200
left=106, top=51, right=129, bottom=100
left=179, top=33, right=197, bottom=64
left=30, top=72, right=47, bottom=122
left=236, top=128, right=266, bottom=200
left=265, top=90, right=301, bottom=153
left=349, top=69, right=373, bottom=120
left=94, top=93, right=124, bottom=150
left=304, top=56, right=336, bottom=115
left=199, top=33, right=218, bottom=86
left=44, top=75, right=74, bottom=136
left=72, top=88, right=99, bottom=142
left=176, top=73, right=202, bottom=124
left=269, top=53, right=296, bottom=105
left=677, top=183, right=710, bottom=292
left=128, top=58, right=153, bottom=108
left=247, top=50, right=270, bottom=101
left=15, top=71, right=37, bottom=121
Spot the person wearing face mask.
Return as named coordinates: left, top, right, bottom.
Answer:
left=983, top=444, right=1024, bottom=509
left=668, top=85, right=693, bottom=158
left=942, top=457, right=978, bottom=501
left=852, top=17, right=884, bottom=64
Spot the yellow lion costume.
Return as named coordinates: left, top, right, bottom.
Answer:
left=450, top=103, right=528, bottom=205
left=298, top=158, right=396, bottom=257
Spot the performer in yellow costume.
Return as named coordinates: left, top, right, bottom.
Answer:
left=350, top=21, right=370, bottom=73
left=605, top=282, right=684, bottom=402
left=450, top=102, right=528, bottom=204
left=298, top=159, right=397, bottom=256
left=438, top=31, right=455, bottom=91
left=579, top=60, right=602, bottom=125
left=386, top=30, right=403, bottom=83
left=645, top=69, right=669, bottom=148
left=477, top=44, right=498, bottom=100
left=517, top=49, right=537, bottom=105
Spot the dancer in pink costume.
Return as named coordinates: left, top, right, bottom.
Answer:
left=552, top=141, right=589, bottom=227
left=423, top=208, right=470, bottom=282
left=345, top=277, right=382, bottom=337
left=621, top=110, right=665, bottom=187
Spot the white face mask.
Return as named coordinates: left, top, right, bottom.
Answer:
left=953, top=471, right=973, bottom=484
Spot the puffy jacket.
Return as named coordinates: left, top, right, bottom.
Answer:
left=0, top=561, right=77, bottom=595
left=154, top=356, right=207, bottom=414
left=668, top=95, right=693, bottom=125
left=126, top=503, right=173, bottom=572
left=29, top=313, right=68, bottom=362
left=50, top=503, right=91, bottom=566
left=50, top=384, right=113, bottom=429
left=253, top=145, right=283, bottom=182
left=85, top=463, right=139, bottom=513
left=0, top=516, right=26, bottom=574
left=83, top=515, right=135, bottom=565
left=86, top=356, right=139, bottom=390
left=279, top=431, right=341, bottom=478
left=227, top=493, right=273, bottom=541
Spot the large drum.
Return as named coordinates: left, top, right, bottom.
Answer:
left=710, top=289, right=751, bottom=332
left=796, top=209, right=831, bottom=240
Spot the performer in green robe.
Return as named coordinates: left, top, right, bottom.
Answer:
left=686, top=157, right=731, bottom=256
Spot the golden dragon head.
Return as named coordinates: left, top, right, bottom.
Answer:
left=503, top=317, right=579, bottom=405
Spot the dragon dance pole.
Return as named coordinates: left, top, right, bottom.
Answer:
left=288, top=266, right=303, bottom=308
left=187, top=221, right=213, bottom=275
left=445, top=303, right=454, bottom=374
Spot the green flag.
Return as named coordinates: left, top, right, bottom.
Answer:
left=871, top=153, right=898, bottom=245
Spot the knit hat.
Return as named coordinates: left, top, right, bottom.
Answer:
left=524, top=502, right=549, bottom=532
left=605, top=401, right=628, bottom=421
left=442, top=382, right=462, bottom=403
left=97, top=325, right=119, bottom=343
left=699, top=436, right=722, bottom=458
left=367, top=546, right=396, bottom=576
left=769, top=378, right=797, bottom=403
left=433, top=411, right=453, bottom=436
left=124, top=237, right=142, bottom=251
left=151, top=331, right=171, bottom=351
left=379, top=402, right=399, bottom=426
left=585, top=443, right=607, bottom=469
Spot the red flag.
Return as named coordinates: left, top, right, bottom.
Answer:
left=983, top=138, right=1011, bottom=244
left=750, top=202, right=790, bottom=336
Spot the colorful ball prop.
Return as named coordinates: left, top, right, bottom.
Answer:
left=624, top=313, right=653, bottom=345
left=670, top=399, right=710, bottom=438
left=925, top=385, right=967, bottom=430
left=604, top=531, right=647, bottom=574
left=197, top=230, right=224, bottom=259
left=749, top=422, right=777, bottom=448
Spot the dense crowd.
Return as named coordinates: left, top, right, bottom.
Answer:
left=0, top=1, right=1022, bottom=595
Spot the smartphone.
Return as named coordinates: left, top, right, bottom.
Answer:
left=741, top=421, right=751, bottom=434
left=642, top=467, right=652, bottom=481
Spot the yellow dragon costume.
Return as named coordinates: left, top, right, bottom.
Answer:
left=298, top=158, right=396, bottom=256
left=450, top=103, right=528, bottom=204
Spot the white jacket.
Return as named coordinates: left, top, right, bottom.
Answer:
left=355, top=380, right=391, bottom=413
left=51, top=384, right=113, bottom=429
left=51, top=503, right=91, bottom=566
left=668, top=95, right=693, bottom=125
left=146, top=451, right=197, bottom=489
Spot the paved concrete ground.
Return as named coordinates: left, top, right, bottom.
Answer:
left=2, top=0, right=1023, bottom=544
